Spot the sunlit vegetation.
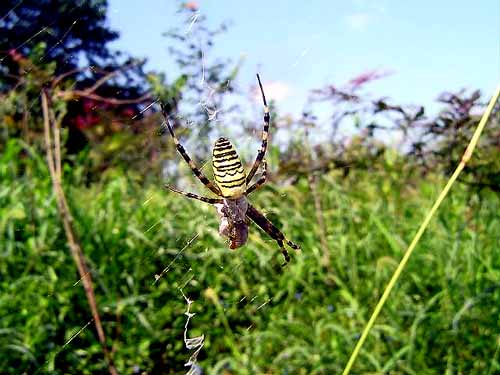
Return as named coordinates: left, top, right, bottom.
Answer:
left=1, top=137, right=499, bottom=373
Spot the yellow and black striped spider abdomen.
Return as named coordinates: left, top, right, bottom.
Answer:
left=212, top=137, right=247, bottom=198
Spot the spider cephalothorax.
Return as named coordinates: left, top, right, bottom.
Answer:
left=162, top=75, right=300, bottom=265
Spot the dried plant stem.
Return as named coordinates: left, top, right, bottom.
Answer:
left=304, top=130, right=330, bottom=267
left=342, top=85, right=500, bottom=375
left=41, top=89, right=118, bottom=375
left=308, top=173, right=330, bottom=267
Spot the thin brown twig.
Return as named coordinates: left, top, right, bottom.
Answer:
left=51, top=66, right=90, bottom=88
left=41, top=89, right=118, bottom=375
left=51, top=59, right=143, bottom=90
left=50, top=64, right=125, bottom=89
left=86, top=59, right=143, bottom=93
left=47, top=97, right=62, bottom=179
left=54, top=90, right=152, bottom=105
left=309, top=173, right=330, bottom=267
left=304, top=127, right=330, bottom=268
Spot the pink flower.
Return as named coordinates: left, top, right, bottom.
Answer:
left=184, top=1, right=199, bottom=11
left=121, top=108, right=135, bottom=117
left=349, top=69, right=392, bottom=89
left=8, top=49, right=23, bottom=62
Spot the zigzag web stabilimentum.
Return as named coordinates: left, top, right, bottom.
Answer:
left=180, top=289, right=205, bottom=375
left=147, top=8, right=298, bottom=374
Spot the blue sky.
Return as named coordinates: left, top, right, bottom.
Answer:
left=108, top=0, right=498, bottom=117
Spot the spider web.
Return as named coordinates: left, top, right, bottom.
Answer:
left=1, top=5, right=108, bottom=372
left=2, top=2, right=309, bottom=374
left=31, top=3, right=500, bottom=375
left=155, top=13, right=278, bottom=372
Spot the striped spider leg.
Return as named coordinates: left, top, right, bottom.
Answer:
left=246, top=204, right=300, bottom=266
left=245, top=159, right=267, bottom=195
left=160, top=103, right=222, bottom=196
left=161, top=75, right=300, bottom=265
left=166, top=181, right=299, bottom=266
left=246, top=74, right=270, bottom=184
left=164, top=184, right=249, bottom=252
left=164, top=184, right=222, bottom=204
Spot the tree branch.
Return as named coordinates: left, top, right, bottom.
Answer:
left=55, top=90, right=152, bottom=105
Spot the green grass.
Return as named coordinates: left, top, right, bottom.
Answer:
left=1, top=138, right=499, bottom=374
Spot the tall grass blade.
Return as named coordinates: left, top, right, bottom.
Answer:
left=342, top=85, right=500, bottom=375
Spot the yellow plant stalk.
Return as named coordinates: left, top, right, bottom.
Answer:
left=342, top=85, right=500, bottom=375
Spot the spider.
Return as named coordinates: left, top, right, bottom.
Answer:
left=161, top=74, right=300, bottom=265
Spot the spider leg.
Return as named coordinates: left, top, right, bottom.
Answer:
left=246, top=203, right=300, bottom=265
left=160, top=103, right=222, bottom=196
left=164, top=184, right=223, bottom=204
left=245, top=159, right=267, bottom=195
left=246, top=74, right=270, bottom=183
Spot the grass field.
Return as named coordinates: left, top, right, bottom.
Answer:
left=1, top=138, right=499, bottom=374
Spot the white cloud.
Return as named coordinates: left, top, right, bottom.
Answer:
left=345, top=12, right=372, bottom=31
left=253, top=81, right=293, bottom=103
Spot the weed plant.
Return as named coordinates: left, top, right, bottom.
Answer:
left=1, top=138, right=499, bottom=374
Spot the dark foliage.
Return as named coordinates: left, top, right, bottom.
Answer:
left=0, top=0, right=118, bottom=91
left=277, top=71, right=499, bottom=194
left=0, top=0, right=152, bottom=157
